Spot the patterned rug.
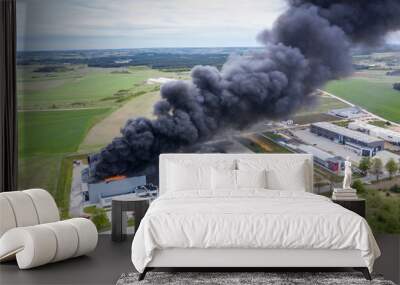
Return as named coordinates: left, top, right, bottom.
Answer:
left=116, top=271, right=396, bottom=285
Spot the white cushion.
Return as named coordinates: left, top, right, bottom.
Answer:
left=211, top=168, right=237, bottom=191
left=163, top=157, right=236, bottom=193
left=23, top=189, right=59, bottom=223
left=238, top=159, right=307, bottom=191
left=64, top=218, right=98, bottom=257
left=0, top=192, right=39, bottom=227
left=42, top=221, right=79, bottom=262
left=167, top=162, right=211, bottom=191
left=236, top=169, right=268, bottom=189
left=0, top=196, right=17, bottom=237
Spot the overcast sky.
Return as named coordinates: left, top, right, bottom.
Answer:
left=17, top=0, right=400, bottom=51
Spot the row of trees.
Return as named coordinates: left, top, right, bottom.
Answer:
left=359, top=157, right=399, bottom=181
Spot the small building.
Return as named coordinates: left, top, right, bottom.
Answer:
left=328, top=106, right=366, bottom=119
left=86, top=175, right=146, bottom=204
left=295, top=144, right=345, bottom=173
left=310, top=122, right=384, bottom=157
left=348, top=121, right=400, bottom=146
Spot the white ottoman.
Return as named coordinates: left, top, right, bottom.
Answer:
left=0, top=189, right=98, bottom=269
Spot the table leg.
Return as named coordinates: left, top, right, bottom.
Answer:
left=112, top=201, right=124, bottom=242
left=134, top=200, right=149, bottom=234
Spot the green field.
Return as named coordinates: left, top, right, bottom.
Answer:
left=18, top=154, right=62, bottom=195
left=19, top=108, right=111, bottom=156
left=17, top=64, right=184, bottom=217
left=296, top=96, right=348, bottom=115
left=325, top=70, right=400, bottom=123
left=17, top=66, right=182, bottom=109
left=18, top=108, right=110, bottom=214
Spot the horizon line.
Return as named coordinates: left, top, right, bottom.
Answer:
left=17, top=45, right=264, bottom=53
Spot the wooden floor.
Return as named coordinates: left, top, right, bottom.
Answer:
left=0, top=234, right=399, bottom=285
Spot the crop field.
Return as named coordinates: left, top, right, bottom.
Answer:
left=17, top=66, right=184, bottom=110
left=18, top=154, right=62, bottom=196
left=17, top=64, right=186, bottom=211
left=324, top=70, right=400, bottom=123
left=18, top=108, right=110, bottom=208
left=19, top=108, right=111, bottom=156
left=80, top=91, right=161, bottom=151
left=295, top=95, right=348, bottom=116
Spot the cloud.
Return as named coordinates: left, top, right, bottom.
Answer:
left=17, top=0, right=287, bottom=50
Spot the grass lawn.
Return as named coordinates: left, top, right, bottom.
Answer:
left=18, top=154, right=62, bottom=195
left=296, top=96, right=348, bottom=115
left=325, top=70, right=400, bottom=123
left=18, top=66, right=175, bottom=109
left=18, top=108, right=111, bottom=217
left=291, top=113, right=339, bottom=125
left=19, top=108, right=111, bottom=156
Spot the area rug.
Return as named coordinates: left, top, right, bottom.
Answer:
left=116, top=272, right=396, bottom=285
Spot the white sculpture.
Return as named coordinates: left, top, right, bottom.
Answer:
left=342, top=157, right=352, bottom=190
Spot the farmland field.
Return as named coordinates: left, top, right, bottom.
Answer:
left=18, top=108, right=111, bottom=210
left=17, top=66, right=184, bottom=110
left=325, top=70, right=400, bottom=123
left=17, top=63, right=185, bottom=211
left=19, top=108, right=111, bottom=156
left=80, top=91, right=161, bottom=151
left=295, top=95, right=349, bottom=115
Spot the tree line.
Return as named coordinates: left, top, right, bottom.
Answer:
left=359, top=157, right=399, bottom=181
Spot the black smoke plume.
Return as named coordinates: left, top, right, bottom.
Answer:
left=89, top=0, right=400, bottom=179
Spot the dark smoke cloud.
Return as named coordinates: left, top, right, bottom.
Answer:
left=89, top=0, right=400, bottom=179
left=289, top=0, right=400, bottom=45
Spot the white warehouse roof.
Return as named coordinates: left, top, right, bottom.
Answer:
left=348, top=121, right=400, bottom=143
left=312, top=122, right=383, bottom=144
left=296, top=144, right=338, bottom=161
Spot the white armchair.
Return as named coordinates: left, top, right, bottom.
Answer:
left=0, top=189, right=98, bottom=269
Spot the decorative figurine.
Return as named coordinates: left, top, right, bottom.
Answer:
left=342, top=157, right=352, bottom=190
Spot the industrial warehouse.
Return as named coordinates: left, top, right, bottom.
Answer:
left=310, top=122, right=385, bottom=157
left=285, top=143, right=345, bottom=174
left=348, top=121, right=400, bottom=146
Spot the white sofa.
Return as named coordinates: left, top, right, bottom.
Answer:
left=0, top=189, right=98, bottom=269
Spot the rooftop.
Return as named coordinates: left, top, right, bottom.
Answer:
left=349, top=121, right=400, bottom=138
left=312, top=122, right=384, bottom=144
left=296, top=144, right=339, bottom=161
left=88, top=175, right=146, bottom=193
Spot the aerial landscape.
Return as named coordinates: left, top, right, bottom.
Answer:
left=16, top=46, right=400, bottom=233
left=14, top=0, right=400, bottom=236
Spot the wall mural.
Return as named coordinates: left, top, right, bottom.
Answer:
left=17, top=0, right=400, bottom=233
